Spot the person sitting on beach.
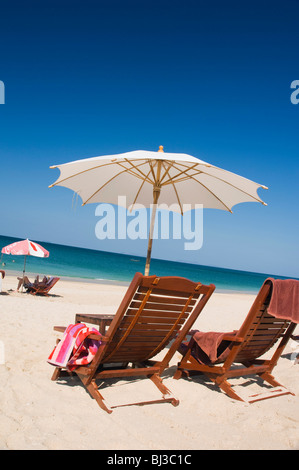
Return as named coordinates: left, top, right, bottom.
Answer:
left=0, top=270, right=5, bottom=293
left=16, top=275, right=49, bottom=292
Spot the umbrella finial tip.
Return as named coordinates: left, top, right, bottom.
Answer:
left=158, top=145, right=164, bottom=152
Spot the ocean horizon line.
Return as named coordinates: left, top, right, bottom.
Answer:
left=2, top=269, right=260, bottom=295
left=1, top=233, right=298, bottom=294
left=1, top=232, right=296, bottom=281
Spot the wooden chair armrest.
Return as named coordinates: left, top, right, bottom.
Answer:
left=222, top=334, right=244, bottom=343
left=89, top=334, right=108, bottom=342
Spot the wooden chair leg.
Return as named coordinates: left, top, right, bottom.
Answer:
left=173, top=368, right=183, bottom=380
left=150, top=373, right=179, bottom=407
left=83, top=373, right=179, bottom=412
left=86, top=380, right=113, bottom=414
left=258, top=371, right=287, bottom=389
left=51, top=367, right=75, bottom=381
left=51, top=367, right=62, bottom=381
left=212, top=375, right=245, bottom=402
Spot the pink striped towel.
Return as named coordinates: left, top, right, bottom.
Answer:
left=48, top=323, right=102, bottom=371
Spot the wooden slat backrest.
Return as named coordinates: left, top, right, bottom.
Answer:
left=44, top=277, right=60, bottom=292
left=234, top=281, right=291, bottom=363
left=89, top=273, right=215, bottom=370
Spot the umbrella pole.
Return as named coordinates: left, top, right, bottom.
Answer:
left=144, top=186, right=161, bottom=276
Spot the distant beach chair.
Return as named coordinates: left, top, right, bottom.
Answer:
left=50, top=272, right=215, bottom=413
left=28, top=276, right=60, bottom=296
left=174, top=278, right=299, bottom=403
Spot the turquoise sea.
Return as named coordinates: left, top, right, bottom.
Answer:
left=0, top=234, right=295, bottom=293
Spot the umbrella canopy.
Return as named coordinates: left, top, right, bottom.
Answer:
left=49, top=146, right=268, bottom=274
left=1, top=239, right=49, bottom=289
left=2, top=239, right=50, bottom=258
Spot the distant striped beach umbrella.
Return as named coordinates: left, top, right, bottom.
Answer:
left=1, top=239, right=49, bottom=289
left=49, top=146, right=268, bottom=275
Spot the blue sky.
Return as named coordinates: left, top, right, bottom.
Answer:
left=0, top=0, right=298, bottom=277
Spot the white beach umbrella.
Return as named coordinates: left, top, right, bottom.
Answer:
left=49, top=146, right=268, bottom=275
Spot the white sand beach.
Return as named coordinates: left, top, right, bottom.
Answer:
left=0, top=273, right=298, bottom=450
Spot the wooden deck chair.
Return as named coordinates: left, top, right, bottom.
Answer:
left=174, top=279, right=298, bottom=403
left=50, top=272, right=215, bottom=413
left=29, top=277, right=60, bottom=296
